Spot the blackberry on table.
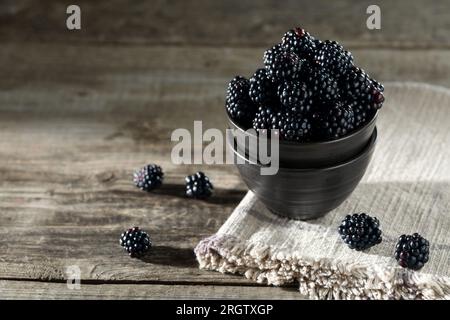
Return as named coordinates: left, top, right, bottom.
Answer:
left=313, top=103, right=355, bottom=140
left=133, top=164, right=164, bottom=191
left=395, top=233, right=430, bottom=270
left=314, top=40, right=353, bottom=78
left=276, top=112, right=312, bottom=142
left=281, top=28, right=316, bottom=60
left=185, top=171, right=214, bottom=199
left=120, top=227, right=151, bottom=257
left=249, top=68, right=278, bottom=105
left=225, top=76, right=257, bottom=127
left=341, top=67, right=385, bottom=111
left=305, top=67, right=340, bottom=103
left=265, top=51, right=304, bottom=82
left=263, top=43, right=284, bottom=67
left=338, top=213, right=382, bottom=251
left=278, top=80, right=314, bottom=114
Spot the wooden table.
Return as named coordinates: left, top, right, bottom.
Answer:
left=0, top=0, right=449, bottom=299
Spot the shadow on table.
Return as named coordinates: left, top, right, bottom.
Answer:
left=139, top=245, right=197, bottom=268
left=152, top=183, right=247, bottom=205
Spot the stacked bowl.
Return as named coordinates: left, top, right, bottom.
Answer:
left=227, top=112, right=378, bottom=220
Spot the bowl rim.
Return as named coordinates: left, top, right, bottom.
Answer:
left=229, top=127, right=377, bottom=172
left=227, top=109, right=378, bottom=146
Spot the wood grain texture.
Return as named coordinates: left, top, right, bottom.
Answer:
left=0, top=0, right=449, bottom=48
left=0, top=0, right=449, bottom=297
left=0, top=280, right=301, bottom=299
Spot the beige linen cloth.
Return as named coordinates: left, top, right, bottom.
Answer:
left=195, top=83, right=450, bottom=300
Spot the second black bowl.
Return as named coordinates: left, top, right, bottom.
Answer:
left=229, top=128, right=377, bottom=220
left=228, top=111, right=377, bottom=168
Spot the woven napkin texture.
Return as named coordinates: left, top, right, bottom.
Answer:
left=195, top=83, right=450, bottom=300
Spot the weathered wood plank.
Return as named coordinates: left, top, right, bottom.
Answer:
left=0, top=280, right=301, bottom=299
left=0, top=0, right=449, bottom=48
left=0, top=44, right=449, bottom=100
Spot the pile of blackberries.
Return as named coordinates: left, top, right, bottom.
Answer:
left=133, top=164, right=213, bottom=199
left=338, top=213, right=431, bottom=270
left=225, top=27, right=385, bottom=141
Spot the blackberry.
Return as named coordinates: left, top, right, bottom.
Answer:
left=314, top=40, right=353, bottom=78
left=349, top=100, right=375, bottom=128
left=120, top=227, right=151, bottom=257
left=341, top=67, right=385, bottom=110
left=263, top=43, right=284, bottom=66
left=338, top=213, right=382, bottom=251
left=249, top=69, right=277, bottom=105
left=276, top=112, right=312, bottom=142
left=313, top=103, right=355, bottom=140
left=185, top=171, right=213, bottom=199
left=395, top=233, right=430, bottom=270
left=133, top=164, right=163, bottom=191
left=281, top=28, right=316, bottom=60
left=265, top=51, right=303, bottom=82
left=278, top=81, right=314, bottom=114
left=252, top=106, right=278, bottom=130
left=305, top=67, right=340, bottom=103
left=225, top=76, right=257, bottom=127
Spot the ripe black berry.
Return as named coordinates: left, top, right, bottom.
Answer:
left=395, top=233, right=430, bottom=270
left=314, top=40, right=353, bottom=78
left=276, top=112, right=312, bottom=142
left=305, top=67, right=340, bottom=103
left=252, top=106, right=279, bottom=131
left=265, top=51, right=304, bottom=82
left=341, top=67, right=385, bottom=111
left=281, top=28, right=316, bottom=60
left=185, top=171, right=214, bottom=199
left=313, top=103, right=355, bottom=140
left=120, top=227, right=151, bottom=257
left=225, top=76, right=257, bottom=127
left=133, top=164, right=164, bottom=191
left=338, top=213, right=382, bottom=251
left=348, top=100, right=375, bottom=128
left=263, top=43, right=284, bottom=67
left=278, top=81, right=314, bottom=114
left=249, top=68, right=277, bottom=105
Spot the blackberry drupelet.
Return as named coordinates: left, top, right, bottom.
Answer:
left=338, top=213, right=382, bottom=251
left=314, top=40, right=353, bottom=78
left=252, top=106, right=278, bottom=130
left=225, top=76, right=257, bottom=127
left=133, top=164, right=164, bottom=191
left=395, top=233, right=430, bottom=270
left=313, top=103, right=355, bottom=140
left=120, top=227, right=151, bottom=257
left=263, top=43, right=284, bottom=67
left=277, top=112, right=312, bottom=142
left=265, top=51, right=303, bottom=82
left=185, top=171, right=214, bottom=199
left=278, top=81, right=314, bottom=114
left=341, top=67, right=385, bottom=110
left=305, top=67, right=340, bottom=103
left=281, top=28, right=316, bottom=60
left=249, top=68, right=278, bottom=105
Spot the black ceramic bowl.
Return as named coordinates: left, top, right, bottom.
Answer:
left=228, top=111, right=377, bottom=168
left=229, top=128, right=377, bottom=220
